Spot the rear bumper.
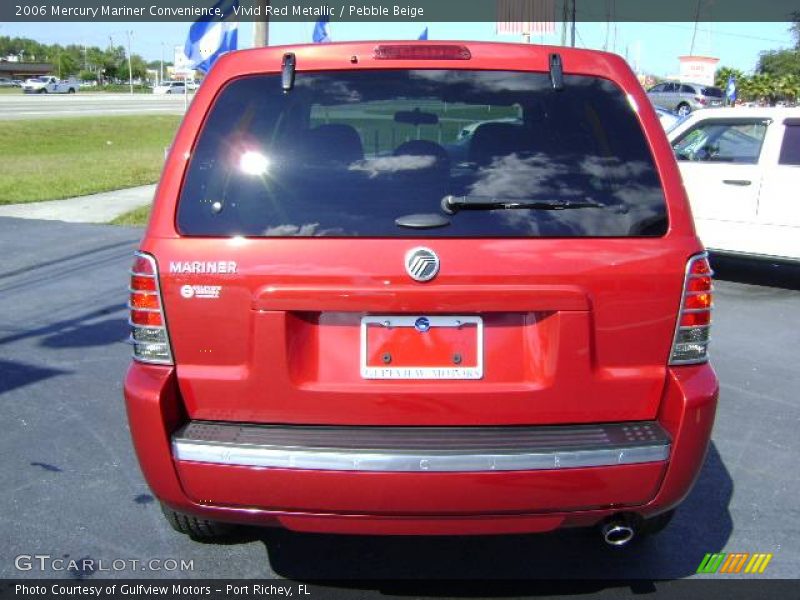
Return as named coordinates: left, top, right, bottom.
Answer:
left=172, top=420, right=671, bottom=472
left=124, top=363, right=718, bottom=535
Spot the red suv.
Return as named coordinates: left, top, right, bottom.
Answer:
left=124, top=42, right=718, bottom=546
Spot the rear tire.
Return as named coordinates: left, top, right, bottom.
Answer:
left=677, top=103, right=691, bottom=117
left=38, top=88, right=47, bottom=94
left=160, top=502, right=236, bottom=541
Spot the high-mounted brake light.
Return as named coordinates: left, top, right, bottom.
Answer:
left=669, top=253, right=713, bottom=365
left=128, top=252, right=173, bottom=364
left=373, top=44, right=471, bottom=61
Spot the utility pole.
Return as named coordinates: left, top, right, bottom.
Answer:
left=570, top=0, right=577, bottom=47
left=689, top=0, right=703, bottom=55
left=126, top=30, right=133, bottom=94
left=160, top=42, right=164, bottom=85
left=253, top=0, right=270, bottom=47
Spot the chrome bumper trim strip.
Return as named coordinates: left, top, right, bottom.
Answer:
left=172, top=421, right=670, bottom=473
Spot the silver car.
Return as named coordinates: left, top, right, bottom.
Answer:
left=647, top=82, right=724, bottom=116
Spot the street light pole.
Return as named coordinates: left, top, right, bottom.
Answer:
left=160, top=42, right=164, bottom=85
left=126, top=30, right=134, bottom=94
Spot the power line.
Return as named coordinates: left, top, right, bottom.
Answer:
left=647, top=22, right=791, bottom=45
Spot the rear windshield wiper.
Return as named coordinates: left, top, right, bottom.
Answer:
left=441, top=195, right=604, bottom=214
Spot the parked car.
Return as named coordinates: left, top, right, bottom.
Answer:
left=125, top=42, right=718, bottom=545
left=668, top=106, right=800, bottom=263
left=456, top=117, right=521, bottom=141
left=21, top=76, right=79, bottom=94
left=153, top=81, right=186, bottom=95
left=0, top=77, right=14, bottom=88
left=648, top=81, right=724, bottom=116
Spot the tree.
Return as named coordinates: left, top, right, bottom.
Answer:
left=757, top=48, right=800, bottom=79
left=129, top=54, right=149, bottom=81
left=791, top=11, right=800, bottom=49
left=79, top=70, right=98, bottom=83
left=52, top=47, right=80, bottom=77
left=85, top=47, right=106, bottom=73
left=715, top=66, right=744, bottom=90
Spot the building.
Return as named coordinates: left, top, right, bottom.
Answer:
left=0, top=59, right=53, bottom=80
left=677, top=56, right=719, bottom=87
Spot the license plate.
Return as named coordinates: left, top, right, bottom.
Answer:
left=360, top=316, right=483, bottom=380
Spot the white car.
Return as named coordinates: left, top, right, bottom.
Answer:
left=153, top=81, right=187, bottom=95
left=668, top=107, right=800, bottom=263
left=22, top=76, right=79, bottom=94
left=654, top=106, right=684, bottom=132
left=456, top=117, right=521, bottom=141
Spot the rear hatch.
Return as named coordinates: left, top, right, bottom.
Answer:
left=152, top=62, right=689, bottom=426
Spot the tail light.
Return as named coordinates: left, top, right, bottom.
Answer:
left=669, top=253, right=713, bottom=365
left=695, top=96, right=707, bottom=105
left=128, top=252, right=173, bottom=364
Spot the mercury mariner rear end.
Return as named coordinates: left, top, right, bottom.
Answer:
left=124, top=42, right=718, bottom=542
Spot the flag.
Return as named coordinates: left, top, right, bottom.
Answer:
left=496, top=0, right=556, bottom=35
left=313, top=16, right=331, bottom=43
left=726, top=74, right=737, bottom=103
left=418, top=27, right=429, bottom=40
left=184, top=0, right=238, bottom=74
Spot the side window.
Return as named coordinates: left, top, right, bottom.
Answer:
left=672, top=120, right=768, bottom=164
left=680, top=85, right=695, bottom=94
left=649, top=84, right=665, bottom=93
left=778, top=123, right=800, bottom=166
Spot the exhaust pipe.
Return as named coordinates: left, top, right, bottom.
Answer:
left=601, top=519, right=636, bottom=547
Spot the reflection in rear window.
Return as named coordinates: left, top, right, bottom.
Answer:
left=177, top=70, right=667, bottom=237
left=701, top=87, right=724, bottom=98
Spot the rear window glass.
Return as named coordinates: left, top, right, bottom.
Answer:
left=177, top=70, right=667, bottom=237
left=779, top=123, right=800, bottom=166
left=701, top=87, right=724, bottom=98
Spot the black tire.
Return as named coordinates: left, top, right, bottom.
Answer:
left=38, top=88, right=47, bottom=94
left=639, top=509, right=675, bottom=537
left=68, top=88, right=75, bottom=94
left=160, top=502, right=235, bottom=541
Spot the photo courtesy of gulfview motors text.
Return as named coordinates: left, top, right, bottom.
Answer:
left=13, top=584, right=308, bottom=596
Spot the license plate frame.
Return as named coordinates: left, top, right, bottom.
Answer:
left=360, top=315, right=483, bottom=380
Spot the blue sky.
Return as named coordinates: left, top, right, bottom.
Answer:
left=0, top=21, right=794, bottom=76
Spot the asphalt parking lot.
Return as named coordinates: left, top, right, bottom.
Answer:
left=1, top=216, right=798, bottom=585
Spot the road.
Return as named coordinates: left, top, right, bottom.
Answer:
left=0, top=93, right=188, bottom=120
left=0, top=217, right=798, bottom=587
